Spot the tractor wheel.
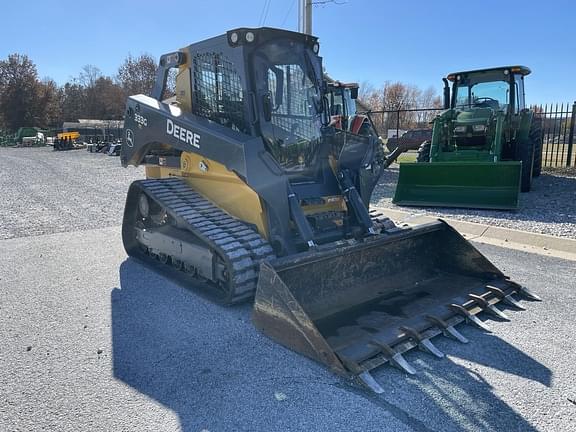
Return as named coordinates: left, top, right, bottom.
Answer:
left=416, top=141, right=431, bottom=163
left=518, top=138, right=534, bottom=193
left=530, top=116, right=543, bottom=177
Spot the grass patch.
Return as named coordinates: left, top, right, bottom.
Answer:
left=395, top=152, right=417, bottom=163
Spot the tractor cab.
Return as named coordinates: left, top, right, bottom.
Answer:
left=445, top=66, right=530, bottom=113
left=327, top=81, right=359, bottom=117
left=326, top=81, right=362, bottom=132
left=431, top=66, right=532, bottom=159
left=393, top=65, right=538, bottom=210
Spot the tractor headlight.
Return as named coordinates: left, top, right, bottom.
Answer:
left=454, top=125, right=467, bottom=133
left=245, top=31, right=255, bottom=43
left=472, top=124, right=487, bottom=133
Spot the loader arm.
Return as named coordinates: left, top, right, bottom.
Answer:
left=122, top=94, right=252, bottom=173
left=122, top=94, right=295, bottom=249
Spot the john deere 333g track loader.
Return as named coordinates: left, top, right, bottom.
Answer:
left=121, top=29, right=540, bottom=392
left=394, top=66, right=541, bottom=210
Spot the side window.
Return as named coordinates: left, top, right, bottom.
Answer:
left=266, top=64, right=316, bottom=140
left=515, top=76, right=525, bottom=112
left=268, top=64, right=313, bottom=117
left=192, top=52, right=247, bottom=133
left=455, top=84, right=471, bottom=107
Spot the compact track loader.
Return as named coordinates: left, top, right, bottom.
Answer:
left=121, top=28, right=540, bottom=392
left=394, top=66, right=542, bottom=210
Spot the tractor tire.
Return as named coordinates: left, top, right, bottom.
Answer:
left=530, top=116, right=543, bottom=177
left=416, top=141, right=431, bottom=163
left=518, top=137, right=534, bottom=193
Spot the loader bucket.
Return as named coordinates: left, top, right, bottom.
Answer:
left=393, top=161, right=522, bottom=210
left=253, top=220, right=537, bottom=392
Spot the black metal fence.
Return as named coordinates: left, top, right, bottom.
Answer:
left=532, top=102, right=576, bottom=167
left=365, top=101, right=576, bottom=168
left=365, top=108, right=444, bottom=139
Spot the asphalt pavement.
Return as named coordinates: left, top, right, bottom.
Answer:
left=1, top=147, right=575, bottom=431
left=1, top=225, right=575, bottom=431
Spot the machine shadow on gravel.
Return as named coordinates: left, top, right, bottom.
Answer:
left=111, top=259, right=550, bottom=431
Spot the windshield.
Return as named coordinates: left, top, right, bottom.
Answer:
left=454, top=80, right=510, bottom=111
left=254, top=39, right=323, bottom=173
left=329, top=87, right=357, bottom=117
left=343, top=88, right=357, bottom=116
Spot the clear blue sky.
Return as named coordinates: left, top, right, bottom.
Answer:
left=1, top=0, right=574, bottom=105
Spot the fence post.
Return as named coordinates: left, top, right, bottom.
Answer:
left=396, top=110, right=400, bottom=140
left=567, top=101, right=576, bottom=167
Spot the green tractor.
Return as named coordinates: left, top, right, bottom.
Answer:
left=393, top=66, right=541, bottom=210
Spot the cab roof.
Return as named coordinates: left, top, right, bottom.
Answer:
left=447, top=66, right=531, bottom=81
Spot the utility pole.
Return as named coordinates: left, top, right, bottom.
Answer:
left=298, top=0, right=312, bottom=34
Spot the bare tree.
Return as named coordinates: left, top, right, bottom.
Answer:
left=60, top=64, right=127, bottom=121
left=76, top=65, right=104, bottom=118
left=359, top=81, right=441, bottom=134
left=117, top=54, right=157, bottom=97
left=415, top=86, right=442, bottom=125
left=358, top=80, right=375, bottom=102
left=78, top=65, right=102, bottom=88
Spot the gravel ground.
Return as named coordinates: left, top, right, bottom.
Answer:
left=2, top=147, right=574, bottom=241
left=371, top=164, right=576, bottom=239
left=0, top=146, right=143, bottom=240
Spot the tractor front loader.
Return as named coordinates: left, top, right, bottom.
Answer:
left=394, top=66, right=542, bottom=210
left=121, top=29, right=540, bottom=392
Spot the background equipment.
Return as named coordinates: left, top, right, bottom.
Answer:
left=394, top=66, right=542, bottom=210
left=1, top=127, right=48, bottom=147
left=54, top=131, right=85, bottom=150
left=121, top=29, right=539, bottom=392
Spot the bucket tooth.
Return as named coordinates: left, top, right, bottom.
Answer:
left=358, top=371, right=385, bottom=394
left=486, top=304, right=509, bottom=320
left=486, top=285, right=526, bottom=310
left=502, top=295, right=525, bottom=310
left=468, top=293, right=510, bottom=321
left=419, top=339, right=445, bottom=358
left=370, top=340, right=417, bottom=375
left=444, top=325, right=469, bottom=344
left=426, top=315, right=469, bottom=344
left=505, top=279, right=542, bottom=301
left=450, top=304, right=492, bottom=332
left=400, top=326, right=444, bottom=358
left=340, top=357, right=385, bottom=394
left=517, top=286, right=542, bottom=302
left=390, top=352, right=417, bottom=375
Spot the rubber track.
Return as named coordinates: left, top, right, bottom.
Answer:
left=136, top=177, right=276, bottom=304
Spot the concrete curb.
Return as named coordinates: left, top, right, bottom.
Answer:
left=374, top=207, right=576, bottom=261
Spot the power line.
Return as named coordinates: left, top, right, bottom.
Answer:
left=259, top=0, right=272, bottom=26
left=263, top=0, right=271, bottom=25
left=280, top=0, right=297, bottom=27
left=258, top=0, right=268, bottom=26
